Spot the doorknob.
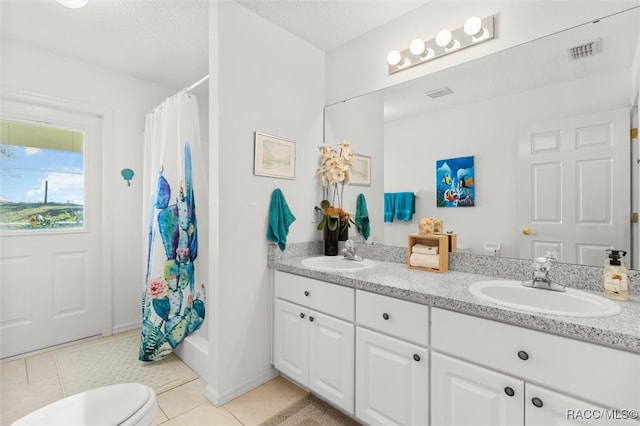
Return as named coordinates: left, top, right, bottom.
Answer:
left=521, top=227, right=537, bottom=236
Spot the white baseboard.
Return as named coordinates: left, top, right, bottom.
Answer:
left=205, top=367, right=280, bottom=407
left=112, top=321, right=141, bottom=334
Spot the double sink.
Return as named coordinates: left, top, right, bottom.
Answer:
left=300, top=256, right=621, bottom=318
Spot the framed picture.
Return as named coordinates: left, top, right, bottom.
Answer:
left=350, top=154, right=371, bottom=186
left=436, top=155, right=475, bottom=207
left=253, top=132, right=296, bottom=179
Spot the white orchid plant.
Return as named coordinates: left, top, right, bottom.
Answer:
left=316, top=141, right=354, bottom=232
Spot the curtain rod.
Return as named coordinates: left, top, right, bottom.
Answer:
left=186, top=75, right=209, bottom=91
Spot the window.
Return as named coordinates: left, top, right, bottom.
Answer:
left=0, top=119, right=85, bottom=232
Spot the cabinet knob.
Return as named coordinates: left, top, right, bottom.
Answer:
left=531, top=397, right=544, bottom=408
left=413, top=354, right=421, bottom=362
left=304, top=291, right=310, bottom=296
left=299, top=313, right=305, bottom=319
left=382, top=313, right=390, bottom=320
left=517, top=350, right=529, bottom=361
left=504, top=387, right=515, bottom=397
left=309, top=316, right=314, bottom=322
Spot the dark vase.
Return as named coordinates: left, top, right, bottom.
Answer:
left=323, top=226, right=339, bottom=256
left=338, top=219, right=349, bottom=241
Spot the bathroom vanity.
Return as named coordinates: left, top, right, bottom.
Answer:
left=272, top=254, right=640, bottom=426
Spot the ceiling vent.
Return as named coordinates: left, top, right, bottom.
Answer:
left=567, top=38, right=602, bottom=60
left=425, top=87, right=454, bottom=99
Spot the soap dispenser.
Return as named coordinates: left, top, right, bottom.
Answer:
left=603, top=249, right=628, bottom=301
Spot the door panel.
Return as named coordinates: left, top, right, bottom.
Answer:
left=308, top=311, right=354, bottom=413
left=519, top=109, right=630, bottom=266
left=525, top=383, right=640, bottom=425
left=356, top=327, right=428, bottom=426
left=0, top=99, right=103, bottom=358
left=431, top=352, right=524, bottom=426
left=273, top=298, right=309, bottom=385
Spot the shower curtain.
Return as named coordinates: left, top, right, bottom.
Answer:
left=140, top=92, right=206, bottom=361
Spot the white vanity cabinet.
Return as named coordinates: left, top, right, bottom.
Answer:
left=431, top=308, right=640, bottom=426
left=273, top=271, right=355, bottom=413
left=431, top=352, right=524, bottom=426
left=355, top=290, right=430, bottom=426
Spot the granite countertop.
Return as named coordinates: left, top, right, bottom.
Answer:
left=273, top=256, right=640, bottom=355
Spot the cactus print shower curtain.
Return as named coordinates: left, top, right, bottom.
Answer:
left=140, top=92, right=206, bottom=361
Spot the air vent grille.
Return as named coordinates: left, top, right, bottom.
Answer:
left=567, top=38, right=602, bottom=60
left=425, top=87, right=454, bottom=99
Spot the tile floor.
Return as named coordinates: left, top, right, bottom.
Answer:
left=0, top=336, right=308, bottom=426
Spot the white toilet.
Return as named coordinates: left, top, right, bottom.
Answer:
left=12, top=383, right=158, bottom=426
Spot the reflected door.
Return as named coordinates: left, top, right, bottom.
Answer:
left=518, top=109, right=630, bottom=266
left=0, top=98, right=104, bottom=358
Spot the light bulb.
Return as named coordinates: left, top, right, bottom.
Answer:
left=409, top=39, right=426, bottom=56
left=56, top=0, right=88, bottom=8
left=464, top=16, right=484, bottom=38
left=387, top=50, right=402, bottom=66
left=435, top=29, right=453, bottom=48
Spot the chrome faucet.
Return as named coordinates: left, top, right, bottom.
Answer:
left=522, top=254, right=566, bottom=292
left=342, top=239, right=363, bottom=262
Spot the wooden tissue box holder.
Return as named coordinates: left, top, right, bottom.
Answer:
left=407, top=233, right=450, bottom=273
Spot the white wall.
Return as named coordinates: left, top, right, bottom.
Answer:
left=205, top=1, right=325, bottom=404
left=384, top=70, right=631, bottom=256
left=1, top=39, right=180, bottom=333
left=326, top=1, right=639, bottom=104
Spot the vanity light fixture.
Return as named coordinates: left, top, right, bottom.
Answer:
left=464, top=16, right=488, bottom=40
left=56, top=0, right=88, bottom=9
left=387, top=15, right=494, bottom=74
left=386, top=50, right=404, bottom=67
left=435, top=29, right=458, bottom=50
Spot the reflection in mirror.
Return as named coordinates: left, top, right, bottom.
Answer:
left=325, top=7, right=639, bottom=268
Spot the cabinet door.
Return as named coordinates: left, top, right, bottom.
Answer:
left=525, top=384, right=640, bottom=425
left=308, top=310, right=355, bottom=414
left=274, top=298, right=309, bottom=385
left=431, top=352, right=524, bottom=426
left=356, top=327, right=428, bottom=426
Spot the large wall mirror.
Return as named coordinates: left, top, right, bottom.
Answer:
left=325, top=7, right=639, bottom=268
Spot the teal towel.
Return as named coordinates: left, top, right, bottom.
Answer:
left=384, top=193, right=396, bottom=223
left=267, top=188, right=296, bottom=251
left=394, top=192, right=415, bottom=221
left=355, top=194, right=370, bottom=240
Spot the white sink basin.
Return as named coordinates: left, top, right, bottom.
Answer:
left=469, top=280, right=621, bottom=317
left=301, top=256, right=375, bottom=272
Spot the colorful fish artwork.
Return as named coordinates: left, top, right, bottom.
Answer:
left=436, top=156, right=475, bottom=208
left=140, top=143, right=206, bottom=361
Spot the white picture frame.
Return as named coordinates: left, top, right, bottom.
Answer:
left=350, top=154, right=371, bottom=186
left=253, top=132, right=296, bottom=179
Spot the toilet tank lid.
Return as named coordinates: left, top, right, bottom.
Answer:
left=12, top=383, right=155, bottom=426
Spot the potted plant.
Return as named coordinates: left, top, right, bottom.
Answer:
left=316, top=141, right=354, bottom=254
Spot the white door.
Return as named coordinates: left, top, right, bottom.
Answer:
left=525, top=383, right=640, bottom=426
left=519, top=109, right=630, bottom=266
left=431, top=352, right=524, bottom=426
left=308, top=310, right=354, bottom=414
left=0, top=99, right=104, bottom=358
left=355, top=327, right=428, bottom=426
left=273, top=298, right=309, bottom=385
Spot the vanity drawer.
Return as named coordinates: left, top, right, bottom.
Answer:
left=356, top=290, right=429, bottom=346
left=431, top=308, right=640, bottom=409
left=274, top=271, right=354, bottom=321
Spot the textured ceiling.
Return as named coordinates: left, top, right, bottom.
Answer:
left=236, top=0, right=430, bottom=51
left=0, top=0, right=429, bottom=91
left=1, top=0, right=209, bottom=90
